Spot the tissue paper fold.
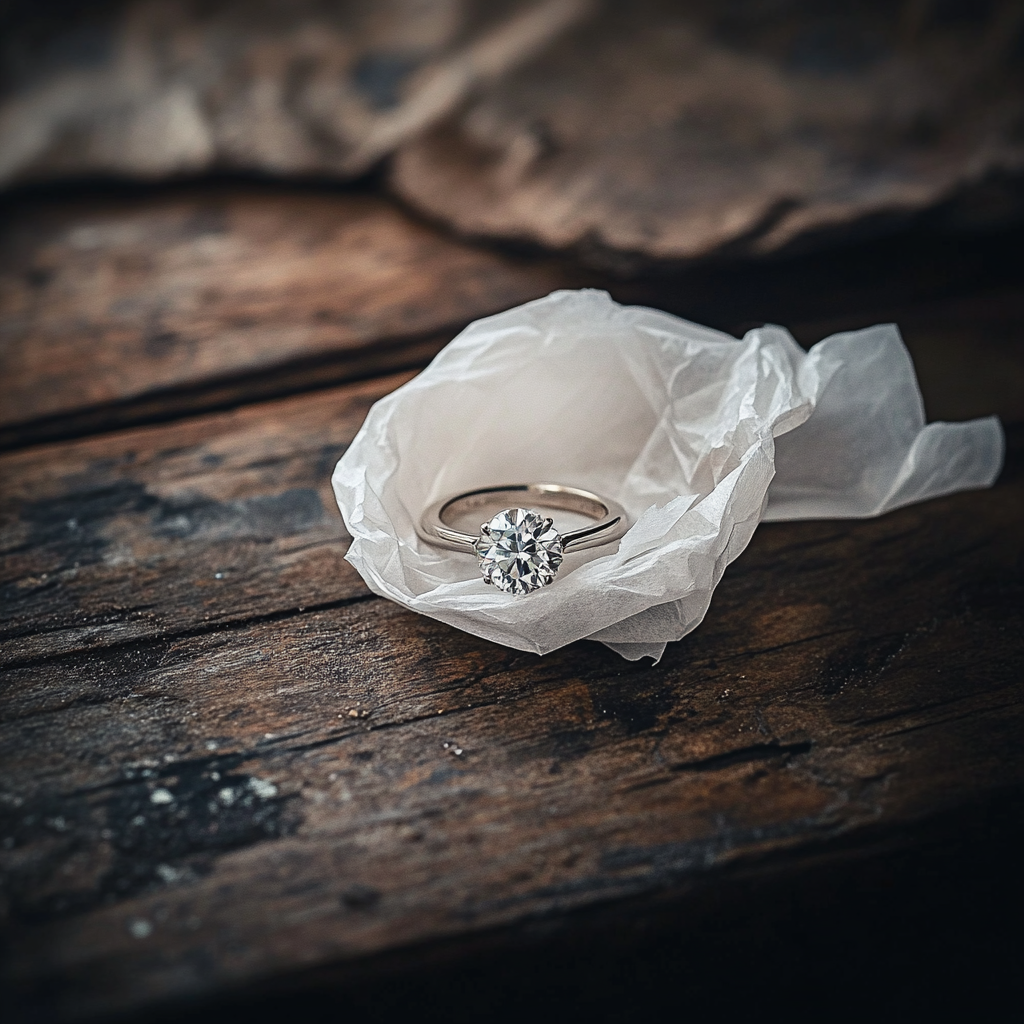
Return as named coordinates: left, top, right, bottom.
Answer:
left=332, top=290, right=1003, bottom=660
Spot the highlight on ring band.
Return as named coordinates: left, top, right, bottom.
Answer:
left=418, top=484, right=628, bottom=595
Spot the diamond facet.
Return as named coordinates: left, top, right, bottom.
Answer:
left=474, top=507, right=564, bottom=595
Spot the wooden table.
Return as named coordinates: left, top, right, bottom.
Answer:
left=2, top=182, right=1022, bottom=1022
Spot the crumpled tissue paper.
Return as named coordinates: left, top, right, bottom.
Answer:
left=332, top=289, right=1003, bottom=661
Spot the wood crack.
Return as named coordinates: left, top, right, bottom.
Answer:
left=669, top=741, right=813, bottom=774
left=0, top=592, right=380, bottom=675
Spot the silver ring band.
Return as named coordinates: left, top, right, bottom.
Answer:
left=417, top=484, right=628, bottom=596
left=419, top=484, right=628, bottom=552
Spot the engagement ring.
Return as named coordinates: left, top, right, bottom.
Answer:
left=418, top=484, right=628, bottom=595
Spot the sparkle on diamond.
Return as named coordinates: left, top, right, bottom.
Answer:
left=475, top=507, right=564, bottom=595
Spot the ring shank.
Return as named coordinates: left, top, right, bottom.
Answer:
left=418, top=483, right=628, bottom=553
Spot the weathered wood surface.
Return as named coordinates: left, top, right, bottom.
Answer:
left=0, top=186, right=574, bottom=443
left=2, top=367, right=1022, bottom=1022
left=0, top=375, right=399, bottom=668
left=2, top=176, right=1024, bottom=1020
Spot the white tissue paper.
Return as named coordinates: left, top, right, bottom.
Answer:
left=332, top=290, right=1003, bottom=661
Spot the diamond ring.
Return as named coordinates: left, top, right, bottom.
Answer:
left=418, top=484, right=628, bottom=595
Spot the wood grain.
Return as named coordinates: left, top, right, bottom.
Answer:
left=2, top=364, right=1021, bottom=1021
left=0, top=186, right=575, bottom=436
left=0, top=375, right=404, bottom=668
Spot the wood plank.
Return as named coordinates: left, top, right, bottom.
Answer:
left=4, top=182, right=1023, bottom=453
left=2, top=365, right=1021, bottom=1021
left=0, top=186, right=576, bottom=442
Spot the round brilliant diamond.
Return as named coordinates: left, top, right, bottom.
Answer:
left=475, top=507, right=564, bottom=595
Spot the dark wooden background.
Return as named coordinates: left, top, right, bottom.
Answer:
left=2, top=173, right=1023, bottom=1023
